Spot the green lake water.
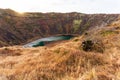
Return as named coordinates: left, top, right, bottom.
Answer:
left=23, top=35, right=73, bottom=47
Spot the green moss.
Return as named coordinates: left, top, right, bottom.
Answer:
left=84, top=22, right=90, bottom=28
left=101, top=30, right=119, bottom=36
left=83, top=22, right=90, bottom=30
left=80, top=21, right=91, bottom=34
left=73, top=19, right=82, bottom=33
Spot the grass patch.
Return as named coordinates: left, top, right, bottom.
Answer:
left=73, top=38, right=79, bottom=42
left=54, top=48, right=60, bottom=54
left=73, top=19, right=82, bottom=33
left=101, top=30, right=119, bottom=36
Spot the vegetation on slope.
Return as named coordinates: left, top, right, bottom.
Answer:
left=0, top=8, right=120, bottom=80
left=0, top=25, right=119, bottom=80
left=0, top=9, right=119, bottom=47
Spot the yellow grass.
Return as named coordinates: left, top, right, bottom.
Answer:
left=0, top=26, right=119, bottom=80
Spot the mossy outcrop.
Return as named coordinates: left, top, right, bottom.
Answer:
left=81, top=40, right=105, bottom=53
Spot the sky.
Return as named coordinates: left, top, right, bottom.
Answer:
left=0, top=0, right=120, bottom=13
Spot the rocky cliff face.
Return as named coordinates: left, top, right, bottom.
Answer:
left=0, top=9, right=119, bottom=46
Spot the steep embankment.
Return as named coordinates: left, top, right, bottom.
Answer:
left=0, top=9, right=119, bottom=46
left=0, top=23, right=119, bottom=80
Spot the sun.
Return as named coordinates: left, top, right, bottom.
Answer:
left=17, top=11, right=25, bottom=14
left=14, top=9, right=25, bottom=15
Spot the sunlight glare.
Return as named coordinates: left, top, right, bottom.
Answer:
left=17, top=11, right=25, bottom=14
